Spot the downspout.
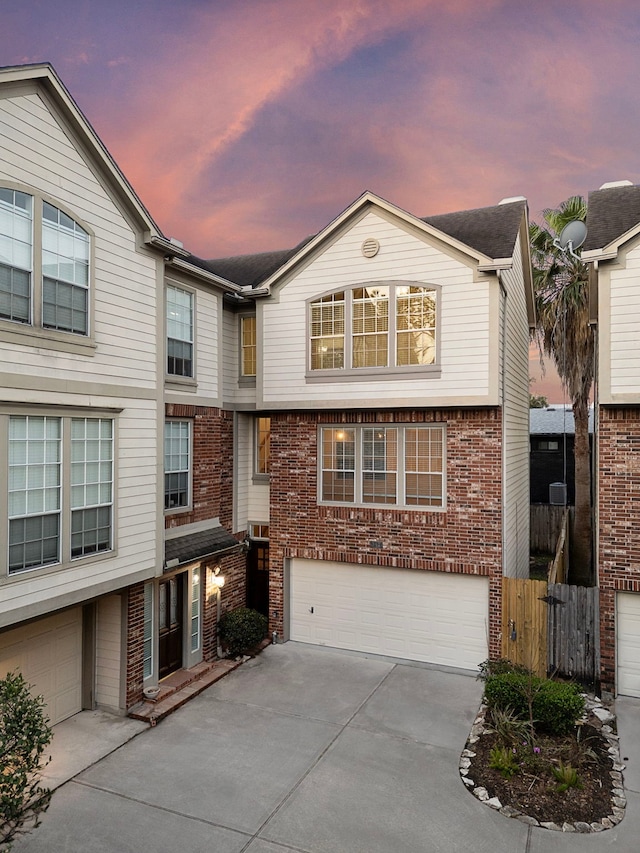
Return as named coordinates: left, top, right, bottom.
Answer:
left=498, top=271, right=508, bottom=578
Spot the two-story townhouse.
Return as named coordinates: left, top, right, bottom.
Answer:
left=0, top=63, right=245, bottom=721
left=210, top=192, right=535, bottom=670
left=582, top=180, right=640, bottom=698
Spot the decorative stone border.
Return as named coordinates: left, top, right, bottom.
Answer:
left=459, top=695, right=626, bottom=832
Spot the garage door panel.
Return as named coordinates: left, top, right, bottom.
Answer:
left=290, top=559, right=488, bottom=670
left=0, top=609, right=82, bottom=725
left=617, top=593, right=640, bottom=697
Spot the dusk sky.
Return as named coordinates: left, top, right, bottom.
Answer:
left=4, top=0, right=637, bottom=401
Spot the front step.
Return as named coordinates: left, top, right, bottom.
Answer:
left=128, top=659, right=242, bottom=725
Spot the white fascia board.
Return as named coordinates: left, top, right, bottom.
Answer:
left=260, top=191, right=492, bottom=291
left=581, top=249, right=619, bottom=262
left=168, top=257, right=241, bottom=293
left=477, top=258, right=513, bottom=272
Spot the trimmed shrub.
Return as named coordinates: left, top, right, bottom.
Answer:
left=484, top=671, right=531, bottom=720
left=532, top=680, right=585, bottom=736
left=218, top=607, right=268, bottom=657
left=484, top=670, right=585, bottom=737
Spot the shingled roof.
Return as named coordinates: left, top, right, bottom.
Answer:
left=191, top=236, right=315, bottom=289
left=164, top=524, right=241, bottom=571
left=200, top=197, right=526, bottom=289
left=421, top=199, right=526, bottom=260
left=583, top=183, right=640, bottom=252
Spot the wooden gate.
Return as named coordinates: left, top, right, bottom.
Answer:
left=501, top=577, right=600, bottom=684
left=501, top=578, right=548, bottom=676
left=547, top=583, right=600, bottom=683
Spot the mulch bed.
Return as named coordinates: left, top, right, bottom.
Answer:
left=467, top=718, right=616, bottom=826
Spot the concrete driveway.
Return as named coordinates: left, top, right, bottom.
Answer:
left=13, top=643, right=640, bottom=853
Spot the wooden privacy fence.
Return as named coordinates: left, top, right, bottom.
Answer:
left=502, top=577, right=600, bottom=684
left=530, top=505, right=574, bottom=554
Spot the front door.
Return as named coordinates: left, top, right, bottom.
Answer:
left=159, top=575, right=183, bottom=678
left=246, top=541, right=269, bottom=617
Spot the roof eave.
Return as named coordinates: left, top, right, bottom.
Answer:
left=168, top=257, right=242, bottom=293
left=259, top=191, right=492, bottom=291
left=1, top=62, right=166, bottom=241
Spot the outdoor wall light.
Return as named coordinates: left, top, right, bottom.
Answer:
left=210, top=565, right=225, bottom=588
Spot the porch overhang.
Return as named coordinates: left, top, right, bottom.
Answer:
left=163, top=525, right=244, bottom=572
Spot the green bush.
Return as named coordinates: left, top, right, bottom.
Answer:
left=484, top=670, right=585, bottom=737
left=532, top=680, right=584, bottom=736
left=1, top=671, right=52, bottom=850
left=218, top=607, right=268, bottom=657
left=484, top=671, right=531, bottom=719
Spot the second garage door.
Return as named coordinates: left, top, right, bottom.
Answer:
left=617, top=592, right=640, bottom=698
left=0, top=609, right=83, bottom=725
left=289, top=559, right=489, bottom=671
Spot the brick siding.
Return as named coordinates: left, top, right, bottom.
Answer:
left=268, top=408, right=504, bottom=659
left=598, top=406, right=640, bottom=691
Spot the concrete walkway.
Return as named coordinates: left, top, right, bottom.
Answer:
left=12, top=643, right=640, bottom=853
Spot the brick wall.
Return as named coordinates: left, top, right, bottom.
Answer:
left=598, top=406, right=640, bottom=691
left=164, top=404, right=235, bottom=532
left=268, top=408, right=504, bottom=659
left=125, top=582, right=145, bottom=708
left=201, top=551, right=247, bottom=662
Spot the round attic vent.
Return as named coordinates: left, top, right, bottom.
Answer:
left=361, top=238, right=380, bottom=258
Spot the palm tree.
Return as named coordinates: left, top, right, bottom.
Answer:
left=530, top=196, right=594, bottom=585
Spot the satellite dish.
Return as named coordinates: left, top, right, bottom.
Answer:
left=557, top=220, right=587, bottom=251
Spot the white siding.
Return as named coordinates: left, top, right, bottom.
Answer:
left=222, top=310, right=257, bottom=408
left=0, top=85, right=161, bottom=628
left=234, top=413, right=270, bottom=531
left=235, top=413, right=252, bottom=533
left=501, top=232, right=530, bottom=578
left=0, top=91, right=158, bottom=389
left=95, top=595, right=122, bottom=712
left=604, top=243, right=640, bottom=401
left=260, top=211, right=494, bottom=408
left=0, top=395, right=159, bottom=626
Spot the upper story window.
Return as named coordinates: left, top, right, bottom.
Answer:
left=319, top=424, right=444, bottom=509
left=241, top=315, right=256, bottom=376
left=7, top=414, right=113, bottom=575
left=0, top=190, right=91, bottom=338
left=164, top=420, right=191, bottom=510
left=0, top=189, right=32, bottom=324
left=166, top=285, right=194, bottom=377
left=42, top=202, right=90, bottom=334
left=309, top=284, right=437, bottom=374
left=255, top=417, right=270, bottom=476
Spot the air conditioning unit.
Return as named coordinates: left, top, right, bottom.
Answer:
left=549, top=482, right=567, bottom=506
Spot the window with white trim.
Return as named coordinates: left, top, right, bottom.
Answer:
left=309, top=284, right=437, bottom=372
left=319, top=425, right=444, bottom=508
left=0, top=189, right=90, bottom=336
left=191, top=567, right=201, bottom=653
left=241, top=315, right=256, bottom=377
left=255, top=417, right=270, bottom=476
left=164, top=420, right=190, bottom=510
left=7, top=414, right=113, bottom=575
left=143, top=581, right=154, bottom=679
left=166, top=285, right=194, bottom=377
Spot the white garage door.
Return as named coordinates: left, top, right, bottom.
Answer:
left=0, top=608, right=83, bottom=725
left=289, top=559, right=488, bottom=670
left=617, top=593, right=640, bottom=697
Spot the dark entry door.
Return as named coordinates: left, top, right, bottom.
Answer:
left=246, top=542, right=269, bottom=617
left=159, top=575, right=183, bottom=678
